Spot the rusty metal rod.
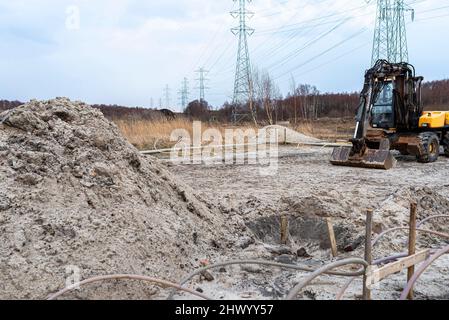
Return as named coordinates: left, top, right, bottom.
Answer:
left=407, top=202, right=417, bottom=300
left=363, top=209, right=373, bottom=300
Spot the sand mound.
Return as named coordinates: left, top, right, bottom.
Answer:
left=265, top=125, right=322, bottom=144
left=0, top=98, right=240, bottom=299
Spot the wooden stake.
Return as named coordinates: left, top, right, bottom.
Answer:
left=280, top=215, right=289, bottom=245
left=363, top=209, right=373, bottom=300
left=407, top=202, right=418, bottom=300
left=326, top=218, right=338, bottom=257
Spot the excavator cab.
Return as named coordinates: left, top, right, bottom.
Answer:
left=371, top=82, right=395, bottom=129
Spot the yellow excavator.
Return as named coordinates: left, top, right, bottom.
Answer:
left=331, top=59, right=449, bottom=170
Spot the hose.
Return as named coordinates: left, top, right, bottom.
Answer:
left=335, top=277, right=354, bottom=300
left=169, top=259, right=367, bottom=300
left=417, top=215, right=449, bottom=228
left=286, top=258, right=369, bottom=300
left=400, top=244, right=449, bottom=300
left=47, top=274, right=212, bottom=300
left=337, top=225, right=449, bottom=300
left=336, top=253, right=409, bottom=300
left=372, top=227, right=449, bottom=247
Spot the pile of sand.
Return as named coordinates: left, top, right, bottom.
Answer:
left=0, top=98, right=243, bottom=299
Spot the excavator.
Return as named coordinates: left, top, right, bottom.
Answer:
left=331, top=59, right=449, bottom=170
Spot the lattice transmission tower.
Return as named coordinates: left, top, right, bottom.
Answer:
left=178, top=77, right=190, bottom=110
left=372, top=0, right=414, bottom=65
left=163, top=85, right=171, bottom=109
left=231, top=0, right=256, bottom=124
left=195, top=67, right=209, bottom=102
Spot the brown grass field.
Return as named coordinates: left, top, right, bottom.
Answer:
left=114, top=117, right=355, bottom=150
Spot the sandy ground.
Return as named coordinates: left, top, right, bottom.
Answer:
left=0, top=99, right=242, bottom=300
left=166, top=145, right=449, bottom=300
left=2, top=99, right=447, bottom=300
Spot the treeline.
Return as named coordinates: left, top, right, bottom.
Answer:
left=1, top=78, right=448, bottom=122
left=203, top=78, right=449, bottom=123
left=422, top=79, right=449, bottom=110
left=0, top=100, right=23, bottom=112
left=91, top=104, right=172, bottom=121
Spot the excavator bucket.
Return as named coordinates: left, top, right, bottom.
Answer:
left=330, top=146, right=397, bottom=170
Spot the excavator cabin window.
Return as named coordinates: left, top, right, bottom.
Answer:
left=371, top=82, right=395, bottom=129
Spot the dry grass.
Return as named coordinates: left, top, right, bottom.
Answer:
left=115, top=118, right=231, bottom=150
left=114, top=117, right=355, bottom=150
left=115, top=118, right=191, bottom=150
left=293, top=118, right=355, bottom=142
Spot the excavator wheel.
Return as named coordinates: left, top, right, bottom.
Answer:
left=417, top=132, right=440, bottom=163
left=443, top=133, right=449, bottom=157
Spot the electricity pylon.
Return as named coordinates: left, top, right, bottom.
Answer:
left=231, top=0, right=256, bottom=124
left=163, top=85, right=171, bottom=109
left=195, top=68, right=209, bottom=102
left=372, top=0, right=414, bottom=65
left=178, top=77, right=190, bottom=110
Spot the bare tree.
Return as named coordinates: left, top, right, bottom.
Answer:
left=253, top=67, right=281, bottom=125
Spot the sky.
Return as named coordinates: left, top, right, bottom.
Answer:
left=0, top=0, right=448, bottom=111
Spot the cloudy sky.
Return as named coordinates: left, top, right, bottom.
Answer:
left=0, top=0, right=448, bottom=110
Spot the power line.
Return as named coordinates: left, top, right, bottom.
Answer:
left=251, top=1, right=371, bottom=70
left=278, top=41, right=371, bottom=87
left=264, top=18, right=351, bottom=73
left=273, top=27, right=369, bottom=81
left=255, top=2, right=366, bottom=35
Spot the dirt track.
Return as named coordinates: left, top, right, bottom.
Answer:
left=168, top=145, right=449, bottom=300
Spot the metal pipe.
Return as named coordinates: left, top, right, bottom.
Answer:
left=47, top=274, right=212, bottom=300
left=140, top=142, right=349, bottom=155
left=140, top=143, right=263, bottom=155
left=178, top=260, right=366, bottom=288
left=286, top=258, right=369, bottom=300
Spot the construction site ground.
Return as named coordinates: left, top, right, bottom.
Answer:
left=1, top=100, right=448, bottom=300
left=166, top=145, right=449, bottom=300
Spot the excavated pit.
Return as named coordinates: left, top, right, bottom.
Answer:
left=246, top=215, right=362, bottom=252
